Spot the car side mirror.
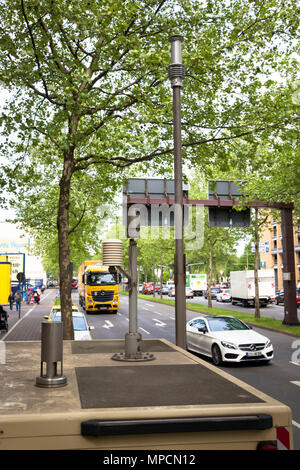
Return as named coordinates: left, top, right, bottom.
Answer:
left=198, top=327, right=207, bottom=334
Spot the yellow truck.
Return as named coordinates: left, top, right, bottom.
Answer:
left=78, top=260, right=119, bottom=313
left=0, top=338, right=294, bottom=450
left=0, top=259, right=11, bottom=305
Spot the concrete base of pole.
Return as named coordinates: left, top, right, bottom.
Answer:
left=111, top=333, right=155, bottom=362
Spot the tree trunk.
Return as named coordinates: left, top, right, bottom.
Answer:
left=254, top=208, right=260, bottom=319
left=57, top=151, right=74, bottom=340
left=208, top=236, right=213, bottom=308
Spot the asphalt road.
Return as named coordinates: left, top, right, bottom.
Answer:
left=82, top=292, right=300, bottom=449
left=1, top=288, right=300, bottom=449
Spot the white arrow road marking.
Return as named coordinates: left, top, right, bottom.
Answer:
left=293, top=420, right=300, bottom=429
left=102, top=320, right=114, bottom=329
left=290, top=381, right=300, bottom=387
left=153, top=319, right=167, bottom=327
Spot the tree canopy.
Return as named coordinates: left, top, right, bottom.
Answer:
left=0, top=0, right=299, bottom=337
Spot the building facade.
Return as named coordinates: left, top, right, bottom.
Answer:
left=260, top=214, right=300, bottom=291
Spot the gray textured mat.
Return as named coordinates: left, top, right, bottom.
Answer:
left=75, top=364, right=264, bottom=409
left=71, top=339, right=175, bottom=354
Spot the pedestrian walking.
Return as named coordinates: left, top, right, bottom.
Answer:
left=26, top=287, right=33, bottom=304
left=14, top=290, right=22, bottom=313
left=8, top=290, right=14, bottom=310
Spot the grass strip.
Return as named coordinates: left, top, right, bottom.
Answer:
left=119, top=290, right=300, bottom=336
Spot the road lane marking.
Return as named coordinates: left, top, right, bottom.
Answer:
left=290, top=381, right=300, bottom=387
left=153, top=319, right=167, bottom=327
left=293, top=420, right=300, bottom=430
left=290, top=361, right=300, bottom=367
left=139, top=327, right=151, bottom=335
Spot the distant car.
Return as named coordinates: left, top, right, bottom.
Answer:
left=142, top=283, right=153, bottom=294
left=168, top=286, right=176, bottom=297
left=71, top=279, right=78, bottom=289
left=185, top=287, right=194, bottom=299
left=186, top=315, right=274, bottom=366
left=45, top=304, right=80, bottom=321
left=45, top=305, right=94, bottom=340
left=275, top=288, right=300, bottom=308
left=204, top=287, right=222, bottom=300
left=275, top=289, right=284, bottom=305
left=160, top=285, right=169, bottom=295
left=216, top=289, right=231, bottom=303
left=139, top=284, right=144, bottom=293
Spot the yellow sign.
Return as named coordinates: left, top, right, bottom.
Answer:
left=0, top=254, right=25, bottom=282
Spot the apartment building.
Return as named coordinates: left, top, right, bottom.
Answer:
left=260, top=214, right=300, bottom=291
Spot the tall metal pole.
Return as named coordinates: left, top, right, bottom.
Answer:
left=128, top=239, right=138, bottom=335
left=168, top=35, right=186, bottom=349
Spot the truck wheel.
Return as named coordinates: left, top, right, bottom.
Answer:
left=212, top=345, right=223, bottom=366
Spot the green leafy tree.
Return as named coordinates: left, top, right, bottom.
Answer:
left=1, top=0, right=299, bottom=338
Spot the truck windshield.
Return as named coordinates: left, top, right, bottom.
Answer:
left=87, top=272, right=116, bottom=286
left=207, top=317, right=250, bottom=332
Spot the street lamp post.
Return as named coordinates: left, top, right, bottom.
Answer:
left=168, top=35, right=186, bottom=349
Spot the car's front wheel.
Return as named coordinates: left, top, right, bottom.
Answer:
left=211, top=344, right=223, bottom=366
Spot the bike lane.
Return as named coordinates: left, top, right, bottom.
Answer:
left=0, top=288, right=58, bottom=341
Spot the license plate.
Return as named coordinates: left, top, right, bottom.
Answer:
left=246, top=351, right=261, bottom=357
left=98, top=306, right=107, bottom=309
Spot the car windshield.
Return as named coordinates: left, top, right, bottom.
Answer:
left=87, top=272, right=116, bottom=286
left=53, top=314, right=87, bottom=331
left=207, top=317, right=250, bottom=332
left=211, top=288, right=220, bottom=292
left=223, top=289, right=231, bottom=294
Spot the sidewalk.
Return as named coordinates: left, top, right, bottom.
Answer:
left=0, top=289, right=58, bottom=341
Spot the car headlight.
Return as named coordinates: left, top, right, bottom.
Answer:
left=221, top=341, right=238, bottom=350
left=265, top=340, right=272, bottom=348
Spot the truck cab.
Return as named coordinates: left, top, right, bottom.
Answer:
left=78, top=262, right=119, bottom=313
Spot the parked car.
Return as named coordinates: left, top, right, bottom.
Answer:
left=139, top=284, right=144, bottom=293
left=185, top=287, right=194, bottom=299
left=216, top=289, right=231, bottom=303
left=44, top=305, right=94, bottom=340
left=204, top=287, right=222, bottom=300
left=186, top=315, right=274, bottom=366
left=71, top=278, right=78, bottom=289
